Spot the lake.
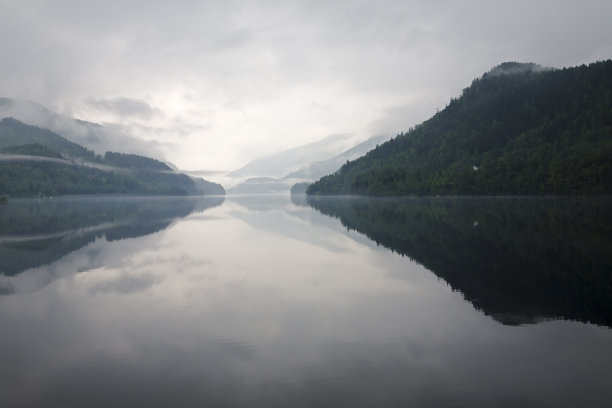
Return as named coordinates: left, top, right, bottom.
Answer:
left=1, top=195, right=611, bottom=407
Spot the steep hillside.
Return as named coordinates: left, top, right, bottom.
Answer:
left=0, top=97, right=163, bottom=158
left=0, top=117, right=95, bottom=160
left=103, top=152, right=172, bottom=170
left=307, top=60, right=612, bottom=195
left=1, top=143, right=63, bottom=158
left=0, top=118, right=225, bottom=196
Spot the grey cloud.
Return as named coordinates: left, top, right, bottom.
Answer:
left=87, top=97, right=162, bottom=119
left=3, top=1, right=612, bottom=98
left=487, top=62, right=552, bottom=77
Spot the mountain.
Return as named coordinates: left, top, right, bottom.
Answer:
left=103, top=151, right=172, bottom=171
left=0, top=117, right=95, bottom=160
left=191, top=177, right=227, bottom=196
left=290, top=182, right=309, bottom=195
left=227, top=177, right=290, bottom=195
left=1, top=143, right=63, bottom=159
left=284, top=134, right=389, bottom=179
left=229, top=133, right=355, bottom=179
left=226, top=133, right=391, bottom=194
left=0, top=118, right=224, bottom=196
left=307, top=60, right=612, bottom=195
left=0, top=97, right=163, bottom=158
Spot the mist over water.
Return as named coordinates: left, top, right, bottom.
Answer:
left=1, top=195, right=611, bottom=407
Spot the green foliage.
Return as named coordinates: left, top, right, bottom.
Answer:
left=0, top=117, right=95, bottom=160
left=0, top=118, right=226, bottom=197
left=1, top=143, right=63, bottom=158
left=103, top=151, right=172, bottom=170
left=0, top=160, right=141, bottom=196
left=307, top=60, right=612, bottom=195
left=0, top=160, right=224, bottom=196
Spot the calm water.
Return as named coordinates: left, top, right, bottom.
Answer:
left=0, top=195, right=611, bottom=407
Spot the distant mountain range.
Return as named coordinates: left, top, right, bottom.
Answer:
left=229, top=133, right=356, bottom=179
left=284, top=134, right=390, bottom=179
left=307, top=60, right=612, bottom=195
left=0, top=117, right=224, bottom=196
left=227, top=133, right=391, bottom=194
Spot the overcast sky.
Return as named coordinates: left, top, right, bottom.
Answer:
left=0, top=0, right=610, bottom=171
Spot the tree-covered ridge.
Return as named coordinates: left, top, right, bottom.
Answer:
left=307, top=60, right=612, bottom=195
left=1, top=143, right=63, bottom=158
left=0, top=161, right=186, bottom=196
left=104, top=151, right=172, bottom=170
left=0, top=117, right=95, bottom=160
left=0, top=118, right=225, bottom=196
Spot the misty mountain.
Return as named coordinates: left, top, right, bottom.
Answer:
left=284, top=134, right=389, bottom=179
left=0, top=97, right=164, bottom=159
left=0, top=118, right=224, bottom=196
left=290, top=182, right=309, bottom=196
left=229, top=133, right=389, bottom=179
left=1, top=143, right=63, bottom=159
left=0, top=117, right=95, bottom=160
left=227, top=177, right=290, bottom=195
left=104, top=151, right=172, bottom=171
left=308, top=60, right=612, bottom=195
left=226, top=133, right=391, bottom=194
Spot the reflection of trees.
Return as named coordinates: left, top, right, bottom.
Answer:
left=307, top=196, right=612, bottom=327
left=0, top=196, right=224, bottom=277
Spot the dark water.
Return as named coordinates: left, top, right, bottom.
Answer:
left=0, top=195, right=611, bottom=407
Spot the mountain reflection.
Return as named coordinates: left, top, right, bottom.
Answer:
left=0, top=196, right=224, bottom=278
left=307, top=196, right=612, bottom=327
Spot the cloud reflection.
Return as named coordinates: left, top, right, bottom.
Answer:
left=1, top=196, right=611, bottom=407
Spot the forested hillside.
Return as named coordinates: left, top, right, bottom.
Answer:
left=0, top=118, right=225, bottom=196
left=307, top=60, right=612, bottom=195
left=0, top=117, right=95, bottom=160
left=1, top=143, right=63, bottom=158
left=104, top=151, right=172, bottom=170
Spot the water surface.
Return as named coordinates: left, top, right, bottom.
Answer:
left=0, top=195, right=611, bottom=407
